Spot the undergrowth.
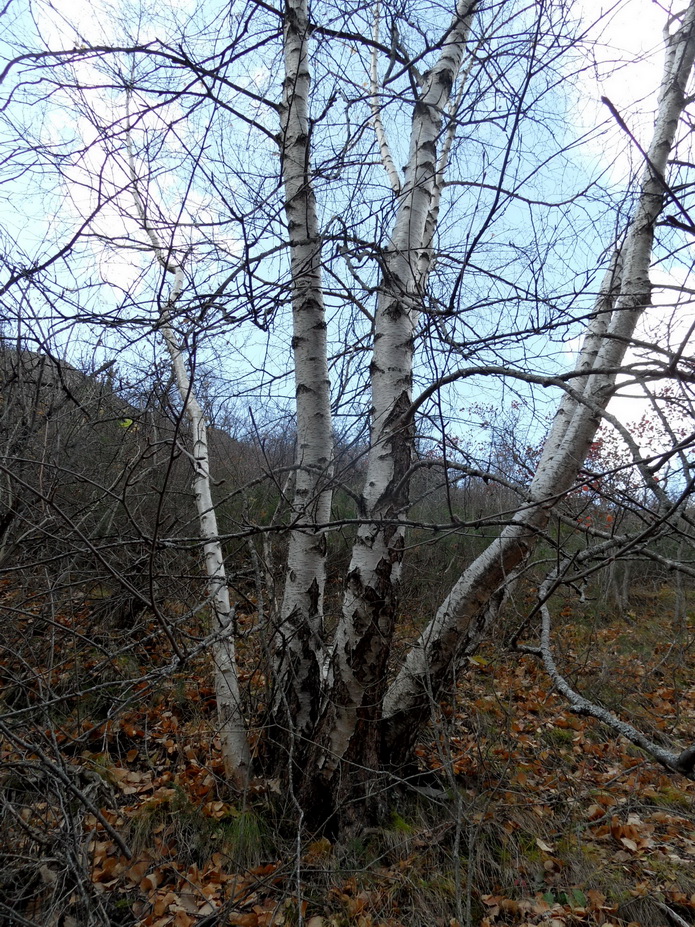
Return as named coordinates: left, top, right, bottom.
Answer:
left=2, top=577, right=695, bottom=926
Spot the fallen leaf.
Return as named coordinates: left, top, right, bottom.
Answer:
left=229, top=913, right=259, bottom=927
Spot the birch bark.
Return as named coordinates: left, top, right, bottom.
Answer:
left=275, top=0, right=334, bottom=745
left=126, top=131, right=252, bottom=787
left=382, top=1, right=695, bottom=762
left=307, top=0, right=476, bottom=798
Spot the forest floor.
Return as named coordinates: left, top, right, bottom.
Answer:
left=2, top=579, right=695, bottom=927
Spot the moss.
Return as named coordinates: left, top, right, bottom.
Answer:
left=652, top=785, right=692, bottom=810
left=542, top=727, right=575, bottom=747
left=389, top=811, right=415, bottom=834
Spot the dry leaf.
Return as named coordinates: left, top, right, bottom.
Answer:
left=229, top=913, right=259, bottom=927
left=126, top=860, right=149, bottom=884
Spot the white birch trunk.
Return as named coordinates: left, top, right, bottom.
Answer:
left=370, top=3, right=402, bottom=197
left=382, top=3, right=695, bottom=757
left=276, top=0, right=334, bottom=741
left=126, top=131, right=252, bottom=787
left=312, top=0, right=476, bottom=785
left=161, top=319, right=252, bottom=787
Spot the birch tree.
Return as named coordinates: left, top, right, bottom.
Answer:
left=274, top=0, right=334, bottom=750
left=381, top=2, right=695, bottom=763
left=3, top=0, right=695, bottom=834
left=124, top=108, right=252, bottom=788
left=268, top=0, right=695, bottom=817
left=303, top=0, right=477, bottom=810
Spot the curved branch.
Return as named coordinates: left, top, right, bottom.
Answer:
left=522, top=572, right=695, bottom=779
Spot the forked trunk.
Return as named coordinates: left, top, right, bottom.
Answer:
left=299, top=0, right=476, bottom=822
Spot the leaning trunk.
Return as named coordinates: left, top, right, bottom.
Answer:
left=126, top=127, right=252, bottom=787
left=382, top=1, right=695, bottom=763
left=162, top=316, right=252, bottom=787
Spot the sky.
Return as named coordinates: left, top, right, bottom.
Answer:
left=1, top=0, right=693, bottom=467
